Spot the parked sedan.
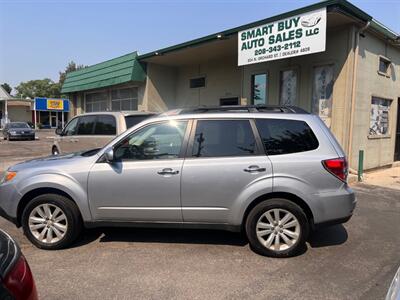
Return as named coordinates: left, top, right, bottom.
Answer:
left=0, top=229, right=38, bottom=300
left=3, top=122, right=35, bottom=141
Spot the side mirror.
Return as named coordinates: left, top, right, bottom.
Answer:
left=104, top=148, right=114, bottom=163
left=55, top=128, right=63, bottom=135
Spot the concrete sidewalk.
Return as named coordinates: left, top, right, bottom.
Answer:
left=361, top=165, right=400, bottom=190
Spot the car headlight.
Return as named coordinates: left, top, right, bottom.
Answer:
left=9, top=131, right=16, bottom=135
left=0, top=171, right=17, bottom=184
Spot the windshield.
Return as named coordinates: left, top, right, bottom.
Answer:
left=9, top=122, right=30, bottom=129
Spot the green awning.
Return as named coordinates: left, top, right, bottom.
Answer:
left=61, top=52, right=146, bottom=94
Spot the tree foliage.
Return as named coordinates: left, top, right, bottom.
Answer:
left=13, top=61, right=86, bottom=99
left=1, top=83, right=12, bottom=94
left=59, top=61, right=85, bottom=86
left=15, top=79, right=61, bottom=99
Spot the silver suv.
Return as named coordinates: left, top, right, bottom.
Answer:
left=0, top=106, right=356, bottom=257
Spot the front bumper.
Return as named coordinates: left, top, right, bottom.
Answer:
left=9, top=133, right=35, bottom=140
left=0, top=182, right=21, bottom=226
left=0, top=206, right=17, bottom=225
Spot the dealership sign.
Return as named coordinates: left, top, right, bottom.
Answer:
left=238, top=8, right=326, bottom=66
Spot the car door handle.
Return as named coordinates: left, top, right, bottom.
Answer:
left=157, top=168, right=179, bottom=175
left=244, top=165, right=266, bottom=173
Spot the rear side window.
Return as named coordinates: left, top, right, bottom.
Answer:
left=77, top=116, right=96, bottom=135
left=255, top=119, right=319, bottom=155
left=192, top=120, right=256, bottom=157
left=95, top=115, right=116, bottom=135
left=125, top=115, right=151, bottom=129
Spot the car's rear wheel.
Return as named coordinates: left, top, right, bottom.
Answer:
left=245, top=199, right=309, bottom=257
left=21, top=194, right=82, bottom=250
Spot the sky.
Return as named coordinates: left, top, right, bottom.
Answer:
left=0, top=0, right=399, bottom=91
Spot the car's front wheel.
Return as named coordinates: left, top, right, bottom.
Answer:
left=21, top=194, right=82, bottom=250
left=245, top=199, right=309, bottom=258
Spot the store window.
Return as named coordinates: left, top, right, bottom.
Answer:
left=85, top=91, right=108, bottom=112
left=251, top=73, right=267, bottom=105
left=312, top=65, right=334, bottom=128
left=280, top=70, right=298, bottom=105
left=220, top=97, right=239, bottom=106
left=111, top=87, right=138, bottom=111
left=369, top=97, right=391, bottom=136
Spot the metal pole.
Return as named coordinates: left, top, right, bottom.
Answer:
left=61, top=111, right=64, bottom=128
left=33, top=99, right=37, bottom=130
left=358, top=150, right=364, bottom=182
left=4, top=99, right=8, bottom=124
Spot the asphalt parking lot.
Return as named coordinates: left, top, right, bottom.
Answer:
left=1, top=131, right=400, bottom=299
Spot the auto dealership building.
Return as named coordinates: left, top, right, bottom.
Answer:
left=61, top=0, right=400, bottom=171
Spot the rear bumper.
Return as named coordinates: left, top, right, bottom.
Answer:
left=311, top=185, right=356, bottom=227
left=313, top=215, right=352, bottom=230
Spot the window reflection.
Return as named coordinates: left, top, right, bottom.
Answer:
left=251, top=74, right=267, bottom=105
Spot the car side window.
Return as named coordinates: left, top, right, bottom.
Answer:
left=63, top=118, right=79, bottom=136
left=77, top=116, right=96, bottom=135
left=94, top=115, right=116, bottom=135
left=255, top=119, right=319, bottom=155
left=192, top=120, right=257, bottom=157
left=114, top=120, right=188, bottom=161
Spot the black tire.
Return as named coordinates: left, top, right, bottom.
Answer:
left=21, top=193, right=82, bottom=250
left=7, top=134, right=12, bottom=141
left=245, top=198, right=309, bottom=258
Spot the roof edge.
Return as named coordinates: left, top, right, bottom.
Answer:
left=137, top=0, right=400, bottom=60
left=65, top=51, right=138, bottom=79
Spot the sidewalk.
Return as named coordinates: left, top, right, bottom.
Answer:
left=361, top=165, right=400, bottom=190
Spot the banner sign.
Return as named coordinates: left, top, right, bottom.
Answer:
left=34, top=98, right=70, bottom=112
left=47, top=99, right=64, bottom=110
left=238, top=8, right=326, bottom=66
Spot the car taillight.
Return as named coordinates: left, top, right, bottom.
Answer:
left=322, top=157, right=348, bottom=182
left=3, top=255, right=38, bottom=300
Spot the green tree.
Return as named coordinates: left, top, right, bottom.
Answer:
left=59, top=61, right=85, bottom=86
left=1, top=83, right=12, bottom=94
left=15, top=79, right=61, bottom=99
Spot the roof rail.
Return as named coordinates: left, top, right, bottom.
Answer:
left=170, top=105, right=309, bottom=115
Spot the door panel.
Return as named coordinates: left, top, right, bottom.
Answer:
left=88, top=160, right=183, bottom=221
left=181, top=119, right=272, bottom=223
left=181, top=156, right=272, bottom=223
left=58, top=117, right=79, bottom=153
left=88, top=120, right=189, bottom=221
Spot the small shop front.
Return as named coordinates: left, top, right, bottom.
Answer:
left=33, top=98, right=69, bottom=128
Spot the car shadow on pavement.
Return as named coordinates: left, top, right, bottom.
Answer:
left=97, top=228, right=248, bottom=246
left=307, top=224, right=348, bottom=248
left=73, top=227, right=248, bottom=247
left=73, top=225, right=347, bottom=250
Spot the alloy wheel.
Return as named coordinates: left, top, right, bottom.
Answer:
left=256, top=208, right=300, bottom=252
left=28, top=204, right=68, bottom=244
